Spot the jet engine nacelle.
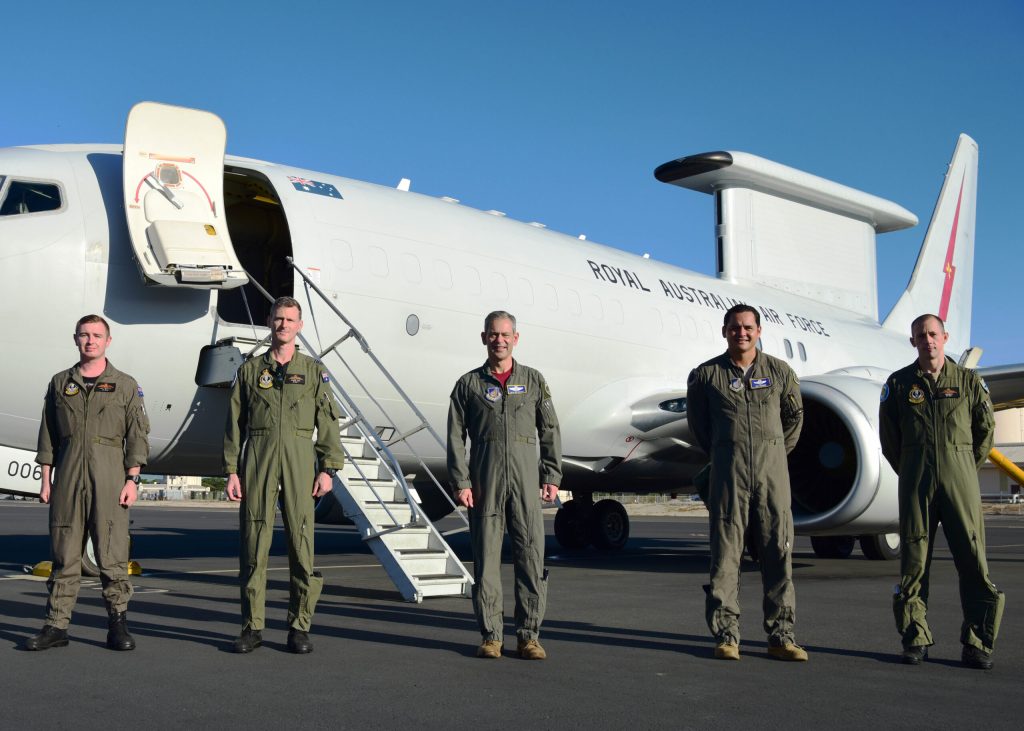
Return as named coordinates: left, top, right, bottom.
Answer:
left=788, top=369, right=899, bottom=536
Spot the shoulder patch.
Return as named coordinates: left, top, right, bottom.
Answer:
left=980, top=378, right=989, bottom=393
left=880, top=383, right=889, bottom=402
left=137, top=386, right=145, bottom=398
left=321, top=372, right=330, bottom=383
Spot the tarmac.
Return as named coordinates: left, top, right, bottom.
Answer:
left=1, top=500, right=1022, bottom=729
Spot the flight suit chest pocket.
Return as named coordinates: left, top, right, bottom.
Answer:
left=248, top=386, right=277, bottom=429
left=469, top=387, right=501, bottom=440
left=290, top=385, right=315, bottom=428
left=55, top=397, right=78, bottom=438
left=94, top=395, right=126, bottom=438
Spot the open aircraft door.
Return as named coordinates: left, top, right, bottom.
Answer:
left=123, top=101, right=248, bottom=289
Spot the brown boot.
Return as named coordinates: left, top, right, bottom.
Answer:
left=714, top=642, right=740, bottom=660
left=517, top=639, right=547, bottom=660
left=476, top=639, right=502, bottom=658
left=767, top=643, right=808, bottom=662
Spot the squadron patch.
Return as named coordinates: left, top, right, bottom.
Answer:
left=95, top=382, right=116, bottom=393
left=258, top=368, right=274, bottom=389
left=507, top=384, right=526, bottom=394
left=321, top=373, right=330, bottom=383
left=729, top=378, right=743, bottom=392
left=137, top=386, right=145, bottom=398
left=981, top=378, right=989, bottom=393
left=285, top=374, right=306, bottom=385
left=880, top=383, right=889, bottom=402
left=908, top=385, right=925, bottom=405
left=935, top=387, right=960, bottom=400
left=750, top=377, right=772, bottom=389
left=64, top=382, right=80, bottom=396
left=485, top=386, right=502, bottom=402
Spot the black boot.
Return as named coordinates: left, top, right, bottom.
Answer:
left=287, top=628, right=313, bottom=654
left=24, top=625, right=69, bottom=651
left=107, top=611, right=136, bottom=651
left=233, top=629, right=263, bottom=654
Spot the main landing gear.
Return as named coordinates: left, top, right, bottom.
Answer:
left=554, top=495, right=630, bottom=550
left=809, top=533, right=901, bottom=560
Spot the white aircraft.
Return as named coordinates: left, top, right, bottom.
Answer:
left=2, top=101, right=1021, bottom=574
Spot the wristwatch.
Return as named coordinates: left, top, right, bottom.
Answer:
left=127, top=475, right=141, bottom=485
left=322, top=468, right=338, bottom=478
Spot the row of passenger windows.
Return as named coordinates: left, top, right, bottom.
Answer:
left=339, top=240, right=814, bottom=364
left=0, top=178, right=63, bottom=216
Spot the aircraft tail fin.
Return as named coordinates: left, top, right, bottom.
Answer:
left=882, top=134, right=978, bottom=354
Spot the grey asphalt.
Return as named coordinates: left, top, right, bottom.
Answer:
left=1, top=501, right=1022, bottom=729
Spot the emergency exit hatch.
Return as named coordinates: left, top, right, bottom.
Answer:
left=123, top=101, right=249, bottom=289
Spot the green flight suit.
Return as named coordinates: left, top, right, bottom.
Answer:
left=879, top=357, right=1003, bottom=652
left=35, top=361, right=150, bottom=629
left=224, top=351, right=344, bottom=632
left=447, top=361, right=562, bottom=643
left=687, top=352, right=803, bottom=645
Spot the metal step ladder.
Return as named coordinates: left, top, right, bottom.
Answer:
left=230, top=260, right=473, bottom=603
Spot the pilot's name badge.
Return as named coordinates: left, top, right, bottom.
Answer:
left=485, top=386, right=502, bottom=402
left=64, top=382, right=80, bottom=396
left=936, top=387, right=960, bottom=400
left=507, top=385, right=527, bottom=395
left=750, top=377, right=772, bottom=389
left=96, top=382, right=116, bottom=393
left=258, top=368, right=274, bottom=390
left=908, top=385, right=925, bottom=405
left=285, top=374, right=306, bottom=385
left=729, top=378, right=743, bottom=392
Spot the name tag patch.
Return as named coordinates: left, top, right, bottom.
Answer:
left=96, top=382, right=116, bottom=393
left=258, top=368, right=274, bottom=389
left=485, top=386, right=502, bottom=402
left=908, top=385, right=925, bottom=405
left=64, top=382, right=80, bottom=396
left=285, top=374, right=306, bottom=385
left=936, top=387, right=960, bottom=400
left=507, top=384, right=527, bottom=394
left=750, top=377, right=772, bottom=389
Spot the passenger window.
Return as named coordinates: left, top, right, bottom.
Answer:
left=433, top=260, right=453, bottom=290
left=585, top=294, right=603, bottom=320
left=458, top=265, right=481, bottom=295
left=798, top=342, right=807, bottom=361
left=608, top=298, right=624, bottom=325
left=542, top=284, right=557, bottom=311
left=368, top=246, right=389, bottom=277
left=566, top=289, right=582, bottom=317
left=401, top=253, right=422, bottom=283
left=0, top=180, right=63, bottom=216
left=516, top=277, right=534, bottom=305
left=784, top=339, right=794, bottom=359
left=489, top=273, right=509, bottom=301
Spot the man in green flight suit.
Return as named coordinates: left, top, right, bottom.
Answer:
left=26, top=314, right=149, bottom=652
left=224, top=296, right=345, bottom=654
left=447, top=311, right=562, bottom=660
left=879, top=313, right=1003, bottom=669
left=687, top=304, right=807, bottom=662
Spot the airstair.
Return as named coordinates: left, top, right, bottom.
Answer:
left=227, top=260, right=473, bottom=603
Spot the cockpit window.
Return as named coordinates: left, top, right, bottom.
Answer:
left=0, top=180, right=63, bottom=216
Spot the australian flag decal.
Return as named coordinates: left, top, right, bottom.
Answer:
left=288, top=175, right=343, bottom=199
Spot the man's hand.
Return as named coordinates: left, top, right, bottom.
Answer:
left=456, top=488, right=474, bottom=508
left=226, top=473, right=244, bottom=502
left=119, top=480, right=138, bottom=508
left=540, top=484, right=559, bottom=502
left=313, top=471, right=334, bottom=498
left=40, top=482, right=51, bottom=504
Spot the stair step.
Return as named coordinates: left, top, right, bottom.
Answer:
left=414, top=573, right=470, bottom=584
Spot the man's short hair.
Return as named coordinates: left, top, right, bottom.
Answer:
left=270, top=296, right=302, bottom=318
left=484, top=310, right=517, bottom=332
left=911, top=313, right=945, bottom=334
left=723, top=304, right=760, bottom=328
left=75, top=314, right=110, bottom=336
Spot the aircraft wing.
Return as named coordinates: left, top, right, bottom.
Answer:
left=978, top=363, right=1024, bottom=410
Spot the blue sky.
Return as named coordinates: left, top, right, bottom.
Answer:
left=3, top=1, right=1021, bottom=364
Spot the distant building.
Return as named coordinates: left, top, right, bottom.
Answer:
left=139, top=475, right=209, bottom=501
left=981, top=408, right=1024, bottom=501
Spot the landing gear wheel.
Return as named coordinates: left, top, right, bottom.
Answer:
left=82, top=536, right=100, bottom=577
left=859, top=533, right=901, bottom=560
left=589, top=499, right=630, bottom=550
left=554, top=500, right=592, bottom=549
left=810, top=535, right=856, bottom=559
